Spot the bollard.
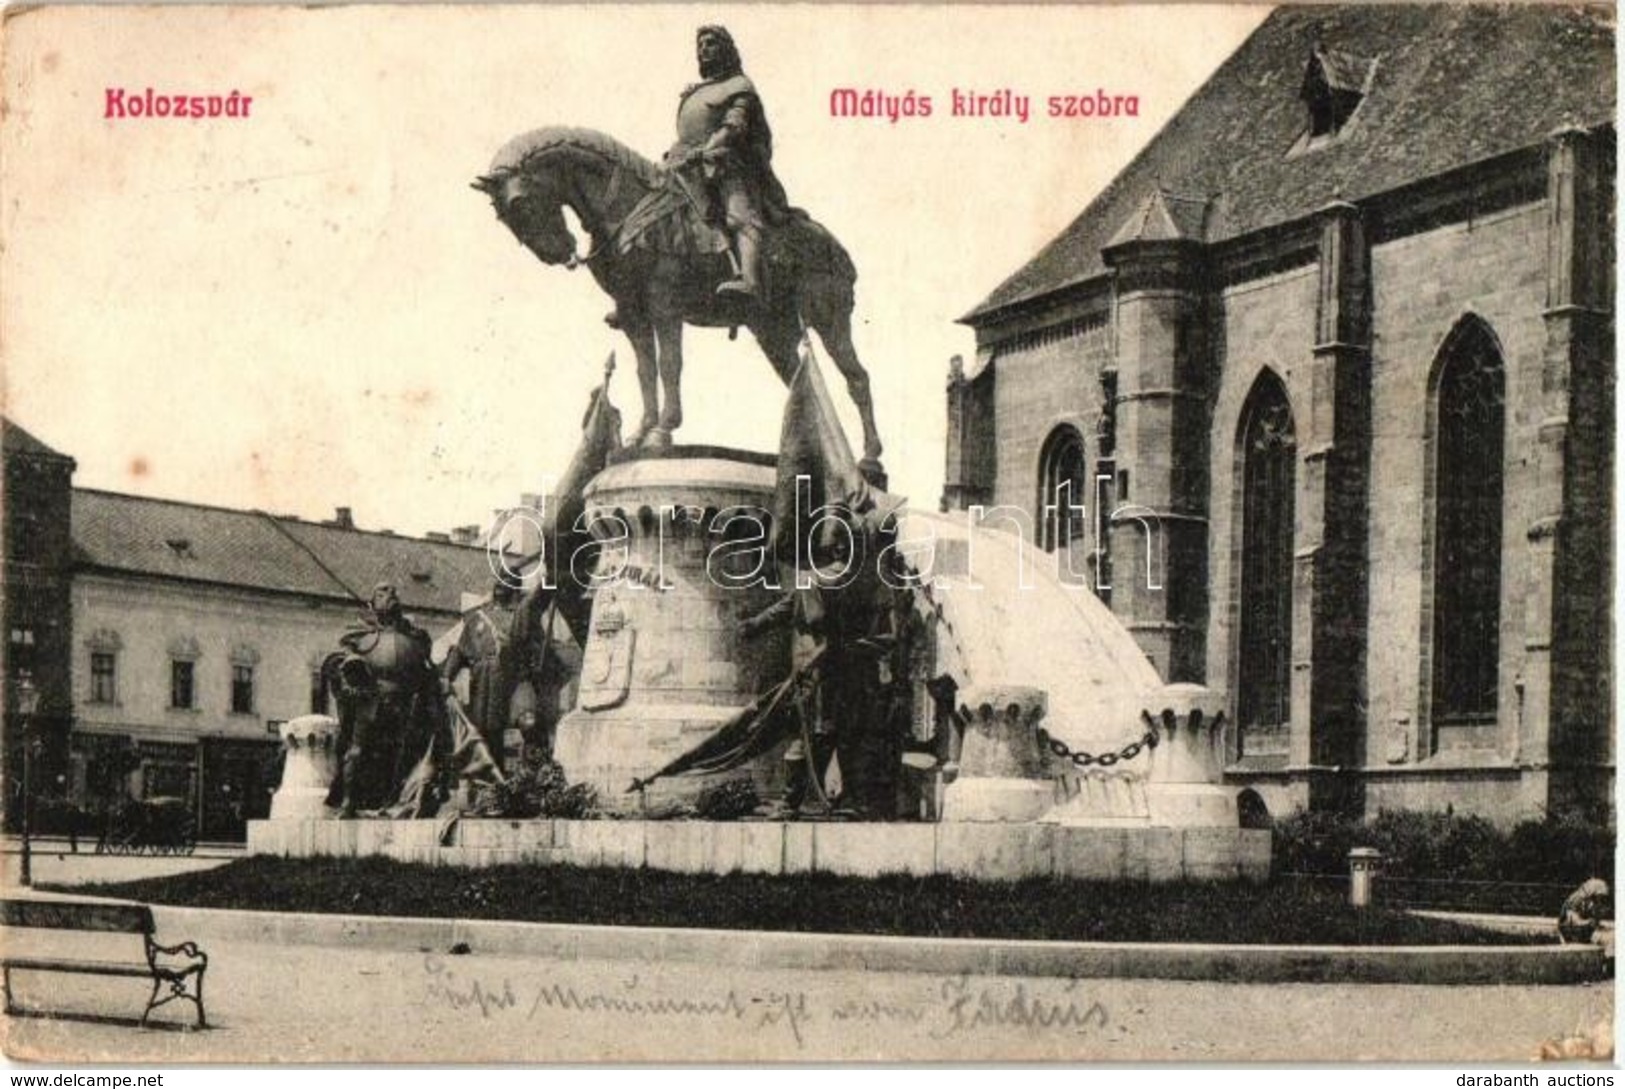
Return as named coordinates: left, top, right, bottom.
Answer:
left=1348, top=847, right=1382, bottom=908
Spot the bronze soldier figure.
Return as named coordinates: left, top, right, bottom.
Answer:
left=740, top=516, right=912, bottom=820
left=442, top=579, right=524, bottom=773
left=325, top=583, right=442, bottom=818
left=665, top=25, right=789, bottom=303
left=443, top=579, right=568, bottom=769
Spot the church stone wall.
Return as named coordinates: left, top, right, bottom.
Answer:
left=1204, top=263, right=1320, bottom=741
left=989, top=320, right=1112, bottom=518
left=1363, top=201, right=1549, bottom=812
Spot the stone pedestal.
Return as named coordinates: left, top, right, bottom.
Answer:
left=942, top=685, right=1055, bottom=822
left=553, top=448, right=789, bottom=812
left=1043, top=772, right=1150, bottom=825
left=1143, top=682, right=1236, bottom=825
left=269, top=714, right=340, bottom=820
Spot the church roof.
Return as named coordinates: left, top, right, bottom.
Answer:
left=71, top=488, right=493, bottom=616
left=965, top=4, right=1615, bottom=324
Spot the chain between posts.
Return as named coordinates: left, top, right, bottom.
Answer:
left=1034, top=726, right=1158, bottom=769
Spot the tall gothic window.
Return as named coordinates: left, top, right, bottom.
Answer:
left=1430, top=320, right=1505, bottom=727
left=1237, top=375, right=1296, bottom=749
left=1038, top=426, right=1089, bottom=553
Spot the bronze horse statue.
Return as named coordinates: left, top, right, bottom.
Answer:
left=473, top=127, right=883, bottom=462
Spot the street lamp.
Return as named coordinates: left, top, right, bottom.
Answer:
left=14, top=674, right=38, bottom=887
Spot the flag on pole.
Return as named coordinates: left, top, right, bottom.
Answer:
left=769, top=336, right=873, bottom=566
left=386, top=698, right=506, bottom=819
left=768, top=335, right=905, bottom=567
left=539, top=354, right=622, bottom=646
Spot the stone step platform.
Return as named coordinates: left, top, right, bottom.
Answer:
left=248, top=818, right=1271, bottom=883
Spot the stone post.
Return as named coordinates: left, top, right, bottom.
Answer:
left=941, top=685, right=1053, bottom=822
left=269, top=714, right=340, bottom=819
left=1347, top=847, right=1382, bottom=908
left=1143, top=682, right=1236, bottom=825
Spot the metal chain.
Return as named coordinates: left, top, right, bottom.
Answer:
left=923, top=580, right=1157, bottom=769
left=1035, top=726, right=1158, bottom=769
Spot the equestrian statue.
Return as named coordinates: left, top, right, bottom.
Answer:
left=472, top=25, right=884, bottom=467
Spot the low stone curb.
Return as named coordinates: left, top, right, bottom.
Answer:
left=147, top=903, right=1611, bottom=986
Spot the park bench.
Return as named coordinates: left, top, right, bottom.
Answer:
left=1, top=899, right=207, bottom=1028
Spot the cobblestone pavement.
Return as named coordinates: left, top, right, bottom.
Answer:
left=2, top=933, right=1613, bottom=1064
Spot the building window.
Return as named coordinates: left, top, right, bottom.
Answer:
left=231, top=664, right=255, bottom=715
left=90, top=651, right=117, bottom=704
left=1301, top=47, right=1369, bottom=138
left=1429, top=319, right=1505, bottom=729
left=1038, top=426, right=1089, bottom=553
left=8, top=625, right=36, bottom=680
left=7, top=510, right=41, bottom=562
left=170, top=660, right=196, bottom=710
left=1236, top=373, right=1296, bottom=752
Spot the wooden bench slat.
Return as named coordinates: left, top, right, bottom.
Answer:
left=2, top=958, right=156, bottom=977
left=1, top=901, right=153, bottom=934
left=4, top=957, right=203, bottom=978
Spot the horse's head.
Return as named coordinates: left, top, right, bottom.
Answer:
left=472, top=168, right=578, bottom=267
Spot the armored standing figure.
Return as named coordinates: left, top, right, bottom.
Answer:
left=325, top=583, right=442, bottom=818
left=443, top=580, right=524, bottom=771
left=444, top=579, right=568, bottom=769
left=820, top=541, right=911, bottom=820
left=741, top=525, right=912, bottom=820
left=665, top=25, right=790, bottom=302
left=508, top=581, right=572, bottom=761
left=741, top=576, right=836, bottom=816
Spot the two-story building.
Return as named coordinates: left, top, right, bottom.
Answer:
left=68, top=490, right=495, bottom=838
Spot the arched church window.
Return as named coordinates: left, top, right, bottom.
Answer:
left=1429, top=320, right=1505, bottom=729
left=1038, top=426, right=1089, bottom=553
left=1237, top=374, right=1296, bottom=749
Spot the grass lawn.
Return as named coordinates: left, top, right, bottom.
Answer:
left=56, top=856, right=1553, bottom=946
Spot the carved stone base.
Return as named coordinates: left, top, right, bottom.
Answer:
left=552, top=705, right=786, bottom=814
left=270, top=714, right=340, bottom=820
left=1041, top=772, right=1151, bottom=825
left=554, top=448, right=788, bottom=813
left=941, top=776, right=1056, bottom=823
left=1145, top=782, right=1239, bottom=826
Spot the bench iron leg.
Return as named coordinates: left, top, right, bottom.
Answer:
left=140, top=978, right=162, bottom=1028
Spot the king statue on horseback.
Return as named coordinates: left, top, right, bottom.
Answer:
left=666, top=25, right=786, bottom=304
left=473, top=24, right=886, bottom=471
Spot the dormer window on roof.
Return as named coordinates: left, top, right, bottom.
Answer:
left=1300, top=44, right=1374, bottom=141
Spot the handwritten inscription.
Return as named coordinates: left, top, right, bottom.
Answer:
left=425, top=957, right=1108, bottom=1050
left=933, top=976, right=1110, bottom=1038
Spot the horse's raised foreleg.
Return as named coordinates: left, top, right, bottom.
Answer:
left=620, top=317, right=661, bottom=445
left=812, top=308, right=884, bottom=463
left=648, top=314, right=683, bottom=446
